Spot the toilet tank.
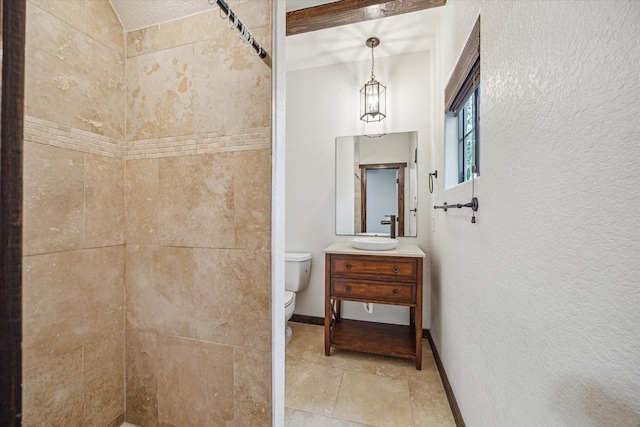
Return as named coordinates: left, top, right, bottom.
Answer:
left=285, top=252, right=312, bottom=292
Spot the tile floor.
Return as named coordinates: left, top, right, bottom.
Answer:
left=285, top=322, right=456, bottom=427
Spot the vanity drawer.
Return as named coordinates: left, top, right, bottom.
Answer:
left=331, top=278, right=416, bottom=304
left=330, top=255, right=417, bottom=281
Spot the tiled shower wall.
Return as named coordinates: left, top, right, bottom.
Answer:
left=124, top=3, right=272, bottom=424
left=21, top=0, right=272, bottom=426
left=22, top=1, right=126, bottom=425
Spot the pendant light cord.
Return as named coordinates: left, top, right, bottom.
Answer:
left=370, top=44, right=375, bottom=81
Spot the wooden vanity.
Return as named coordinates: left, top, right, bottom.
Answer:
left=324, top=242, right=425, bottom=369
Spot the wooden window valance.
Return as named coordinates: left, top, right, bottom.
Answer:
left=444, top=15, right=480, bottom=115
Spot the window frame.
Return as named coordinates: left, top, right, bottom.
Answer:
left=457, top=85, right=480, bottom=183
left=443, top=15, right=481, bottom=188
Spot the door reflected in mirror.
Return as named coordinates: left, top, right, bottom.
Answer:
left=336, top=132, right=418, bottom=237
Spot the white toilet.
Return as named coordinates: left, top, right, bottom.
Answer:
left=285, top=252, right=312, bottom=345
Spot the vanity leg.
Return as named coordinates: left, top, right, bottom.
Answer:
left=410, top=307, right=415, bottom=329
left=325, top=299, right=331, bottom=356
left=325, top=254, right=332, bottom=356
left=415, top=262, right=423, bottom=370
left=325, top=299, right=341, bottom=356
left=411, top=307, right=422, bottom=370
left=415, top=307, right=422, bottom=370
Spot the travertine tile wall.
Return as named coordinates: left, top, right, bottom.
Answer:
left=21, top=0, right=272, bottom=425
left=22, top=1, right=126, bottom=426
left=123, top=1, right=273, bottom=426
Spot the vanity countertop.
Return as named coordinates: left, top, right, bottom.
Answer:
left=323, top=241, right=425, bottom=258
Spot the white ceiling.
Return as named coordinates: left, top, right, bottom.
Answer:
left=109, top=0, right=335, bottom=31
left=109, top=0, right=443, bottom=71
left=286, top=8, right=441, bottom=71
left=110, top=0, right=213, bottom=31
left=285, top=0, right=336, bottom=12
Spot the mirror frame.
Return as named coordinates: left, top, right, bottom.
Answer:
left=360, top=163, right=406, bottom=236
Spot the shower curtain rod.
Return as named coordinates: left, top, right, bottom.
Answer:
left=211, top=0, right=270, bottom=64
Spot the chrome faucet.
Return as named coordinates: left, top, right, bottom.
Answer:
left=380, top=215, right=396, bottom=239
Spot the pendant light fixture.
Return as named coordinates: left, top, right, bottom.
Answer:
left=360, top=37, right=386, bottom=123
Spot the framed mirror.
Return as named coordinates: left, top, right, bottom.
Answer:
left=336, top=132, right=418, bottom=237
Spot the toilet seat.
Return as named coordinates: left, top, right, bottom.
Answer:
left=285, top=291, right=295, bottom=308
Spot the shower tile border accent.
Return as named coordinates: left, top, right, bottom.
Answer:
left=24, top=115, right=123, bottom=158
left=124, top=127, right=271, bottom=160
left=24, top=115, right=271, bottom=160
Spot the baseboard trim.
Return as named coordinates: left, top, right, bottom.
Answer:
left=290, top=314, right=324, bottom=325
left=290, top=317, right=465, bottom=426
left=425, top=330, right=466, bottom=427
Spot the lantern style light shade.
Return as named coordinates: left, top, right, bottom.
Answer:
left=360, top=37, right=386, bottom=123
left=360, top=80, right=386, bottom=122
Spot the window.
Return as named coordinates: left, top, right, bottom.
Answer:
left=458, top=85, right=480, bottom=183
left=444, top=16, right=480, bottom=186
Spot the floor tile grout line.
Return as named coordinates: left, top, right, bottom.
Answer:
left=407, top=374, right=417, bottom=427
left=330, top=367, right=346, bottom=420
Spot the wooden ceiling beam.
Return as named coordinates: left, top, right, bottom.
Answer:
left=286, top=0, right=446, bottom=36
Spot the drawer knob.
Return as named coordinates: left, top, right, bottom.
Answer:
left=392, top=289, right=399, bottom=296
left=392, top=266, right=400, bottom=273
left=346, top=286, right=352, bottom=292
left=345, top=263, right=352, bottom=270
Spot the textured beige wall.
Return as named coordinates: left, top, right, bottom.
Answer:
left=123, top=1, right=273, bottom=426
left=22, top=1, right=126, bottom=426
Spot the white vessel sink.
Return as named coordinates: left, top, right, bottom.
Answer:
left=349, top=236, right=398, bottom=251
